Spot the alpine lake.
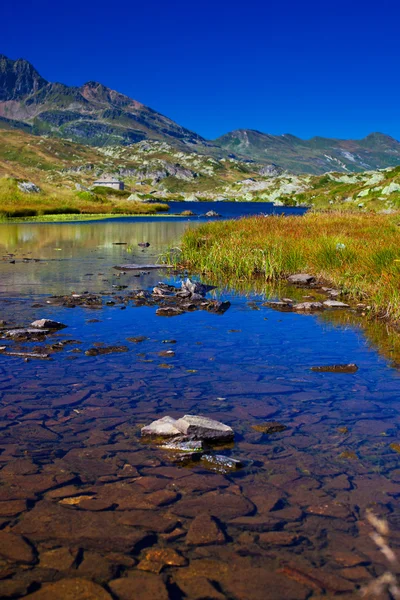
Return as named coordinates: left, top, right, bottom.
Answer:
left=0, top=202, right=399, bottom=600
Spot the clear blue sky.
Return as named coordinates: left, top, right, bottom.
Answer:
left=2, top=0, right=399, bottom=140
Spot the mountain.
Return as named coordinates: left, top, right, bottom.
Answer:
left=0, top=54, right=207, bottom=148
left=1, top=54, right=400, bottom=174
left=214, top=130, right=400, bottom=174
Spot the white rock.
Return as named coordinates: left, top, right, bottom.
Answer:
left=141, top=416, right=181, bottom=437
left=323, top=300, right=350, bottom=308
left=175, top=415, right=234, bottom=442
left=382, top=182, right=400, bottom=195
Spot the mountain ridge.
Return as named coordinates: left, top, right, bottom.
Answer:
left=1, top=54, right=400, bottom=174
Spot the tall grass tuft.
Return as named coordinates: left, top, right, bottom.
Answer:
left=174, top=212, right=400, bottom=324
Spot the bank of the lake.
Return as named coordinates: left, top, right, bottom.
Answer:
left=175, top=211, right=400, bottom=324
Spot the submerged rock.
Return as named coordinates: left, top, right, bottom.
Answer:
left=252, top=422, right=287, bottom=434
left=287, top=273, right=315, bottom=285
left=156, top=307, right=184, bottom=317
left=85, top=345, right=128, bottom=356
left=200, top=454, right=243, bottom=473
left=311, top=364, right=358, bottom=373
left=30, top=319, right=67, bottom=330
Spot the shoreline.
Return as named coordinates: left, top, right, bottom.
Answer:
left=172, top=211, right=400, bottom=327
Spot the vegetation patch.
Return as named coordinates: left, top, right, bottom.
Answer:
left=174, top=212, right=400, bottom=324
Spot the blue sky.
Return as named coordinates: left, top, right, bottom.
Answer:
left=2, top=0, right=399, bottom=140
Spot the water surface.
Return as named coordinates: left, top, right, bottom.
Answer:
left=0, top=210, right=399, bottom=599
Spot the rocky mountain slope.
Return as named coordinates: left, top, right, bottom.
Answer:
left=0, top=55, right=207, bottom=149
left=1, top=128, right=400, bottom=214
left=215, top=129, right=400, bottom=174
left=1, top=54, right=400, bottom=175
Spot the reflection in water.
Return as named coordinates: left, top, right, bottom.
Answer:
left=0, top=219, right=196, bottom=295
left=0, top=216, right=399, bottom=598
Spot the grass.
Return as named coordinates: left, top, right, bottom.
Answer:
left=173, top=211, right=400, bottom=324
left=0, top=177, right=169, bottom=218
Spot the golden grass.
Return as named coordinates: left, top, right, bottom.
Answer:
left=175, top=211, right=400, bottom=323
left=0, top=177, right=169, bottom=217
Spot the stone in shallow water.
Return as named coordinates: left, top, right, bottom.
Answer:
left=323, top=300, right=350, bottom=308
left=141, top=416, right=182, bottom=437
left=175, top=414, right=234, bottom=442
left=156, top=307, right=184, bottom=317
left=186, top=513, right=226, bottom=546
left=109, top=572, right=169, bottom=600
left=311, top=364, right=358, bottom=373
left=293, top=302, right=324, bottom=312
left=200, top=454, right=243, bottom=473
left=30, top=319, right=67, bottom=330
left=0, top=531, right=35, bottom=564
left=251, top=421, right=287, bottom=434
left=24, top=578, right=112, bottom=599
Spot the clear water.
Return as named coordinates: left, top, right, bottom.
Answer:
left=0, top=209, right=399, bottom=599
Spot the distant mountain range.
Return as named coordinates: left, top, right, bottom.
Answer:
left=1, top=54, right=400, bottom=174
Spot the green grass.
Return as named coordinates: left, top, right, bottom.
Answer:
left=0, top=177, right=169, bottom=217
left=173, top=211, right=400, bottom=324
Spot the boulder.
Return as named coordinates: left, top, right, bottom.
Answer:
left=287, top=274, right=315, bottom=285
left=181, top=278, right=215, bottom=297
left=175, top=415, right=234, bottom=443
left=18, top=181, right=41, bottom=193
left=205, top=210, right=221, bottom=217
left=141, top=416, right=182, bottom=438
left=30, top=319, right=67, bottom=330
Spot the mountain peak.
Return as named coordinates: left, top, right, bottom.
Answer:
left=0, top=54, right=47, bottom=101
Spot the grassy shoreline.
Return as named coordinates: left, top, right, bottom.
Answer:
left=173, top=211, right=400, bottom=324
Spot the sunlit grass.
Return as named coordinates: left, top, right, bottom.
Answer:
left=0, top=177, right=169, bottom=217
left=174, top=211, right=400, bottom=323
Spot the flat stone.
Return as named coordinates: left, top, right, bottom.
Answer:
left=221, top=568, right=310, bottom=600
left=323, top=300, right=350, bottom=308
left=311, top=364, right=358, bottom=373
left=258, top=532, right=299, bottom=546
left=172, top=491, right=254, bottom=520
left=174, top=572, right=226, bottom=600
left=0, top=531, right=35, bottom=564
left=114, top=264, right=173, bottom=270
left=39, top=547, right=77, bottom=570
left=251, top=421, right=287, bottom=434
left=24, top=578, right=112, bottom=599
left=0, top=499, right=27, bottom=516
left=30, top=319, right=67, bottom=330
left=109, top=572, right=169, bottom=600
left=186, top=514, right=226, bottom=546
left=175, top=415, right=234, bottom=442
left=141, top=416, right=182, bottom=438
left=293, top=302, right=324, bottom=311
left=156, top=307, right=184, bottom=317
left=287, top=274, right=315, bottom=285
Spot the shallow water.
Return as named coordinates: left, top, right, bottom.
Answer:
left=0, top=212, right=399, bottom=599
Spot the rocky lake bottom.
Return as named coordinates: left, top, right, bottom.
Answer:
left=0, top=212, right=399, bottom=599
